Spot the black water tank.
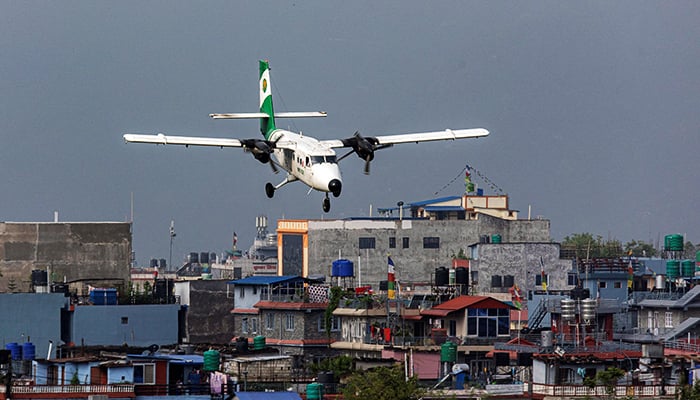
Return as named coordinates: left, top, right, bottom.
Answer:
left=189, top=252, right=199, bottom=263
left=455, top=267, right=468, bottom=285
left=200, top=252, right=210, bottom=264
left=31, top=270, right=48, bottom=286
left=435, top=267, right=449, bottom=286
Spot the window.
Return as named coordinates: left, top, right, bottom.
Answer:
left=359, top=237, right=376, bottom=249
left=535, top=274, right=548, bottom=286
left=242, top=318, right=249, bottom=334
left=319, top=316, right=341, bottom=332
left=423, top=237, right=440, bottom=249
left=134, top=364, right=155, bottom=384
left=402, top=237, right=410, bottom=249
left=239, top=287, right=245, bottom=298
left=389, top=237, right=396, bottom=249
left=567, top=273, right=578, bottom=286
left=448, top=320, right=457, bottom=337
left=121, top=317, right=128, bottom=324
left=665, top=312, right=673, bottom=328
left=285, top=313, right=295, bottom=331
left=253, top=286, right=258, bottom=295
left=598, top=281, right=607, bottom=289
left=251, top=317, right=258, bottom=334
left=614, top=281, right=622, bottom=289
left=266, top=313, right=275, bottom=330
left=467, top=308, right=509, bottom=338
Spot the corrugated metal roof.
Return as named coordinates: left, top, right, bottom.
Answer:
left=423, top=206, right=464, bottom=212
left=410, top=196, right=462, bottom=207
left=228, top=276, right=302, bottom=286
left=420, top=295, right=513, bottom=317
left=234, top=392, right=302, bottom=400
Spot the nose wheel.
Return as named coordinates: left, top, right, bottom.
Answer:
left=265, top=182, right=275, bottom=198
left=323, top=195, right=331, bottom=213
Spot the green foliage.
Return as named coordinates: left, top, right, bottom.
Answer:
left=678, top=379, right=700, bottom=400
left=562, top=233, right=623, bottom=258
left=70, top=370, right=80, bottom=385
left=624, top=240, right=657, bottom=257
left=342, top=364, right=424, bottom=400
left=325, top=286, right=344, bottom=338
left=310, top=355, right=353, bottom=378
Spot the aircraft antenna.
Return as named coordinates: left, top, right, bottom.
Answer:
left=270, top=74, right=300, bottom=133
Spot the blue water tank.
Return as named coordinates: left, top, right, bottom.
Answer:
left=90, top=288, right=118, bottom=305
left=5, top=343, right=21, bottom=360
left=22, top=342, right=35, bottom=360
left=332, top=259, right=354, bottom=277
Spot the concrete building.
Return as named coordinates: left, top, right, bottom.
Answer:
left=274, top=194, right=551, bottom=291
left=0, top=222, right=132, bottom=293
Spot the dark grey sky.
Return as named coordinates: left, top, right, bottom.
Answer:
left=2, top=1, right=699, bottom=266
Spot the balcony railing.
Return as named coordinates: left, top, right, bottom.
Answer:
left=3, top=383, right=135, bottom=395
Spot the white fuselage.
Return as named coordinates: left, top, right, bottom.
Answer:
left=269, top=129, right=342, bottom=193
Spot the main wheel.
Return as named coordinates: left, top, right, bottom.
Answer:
left=322, top=197, right=331, bottom=213
left=265, top=183, right=275, bottom=198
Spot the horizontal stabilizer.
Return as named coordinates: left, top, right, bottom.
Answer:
left=123, top=133, right=243, bottom=148
left=209, top=111, right=327, bottom=119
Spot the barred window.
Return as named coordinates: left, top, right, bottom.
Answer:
left=359, top=237, right=376, bottom=249
left=423, top=237, right=440, bottom=249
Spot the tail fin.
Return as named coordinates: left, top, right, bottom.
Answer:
left=259, top=60, right=276, bottom=139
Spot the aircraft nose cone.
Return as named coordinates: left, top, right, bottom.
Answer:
left=329, top=179, right=342, bottom=197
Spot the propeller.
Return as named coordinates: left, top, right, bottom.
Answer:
left=339, top=131, right=392, bottom=175
left=241, top=138, right=279, bottom=173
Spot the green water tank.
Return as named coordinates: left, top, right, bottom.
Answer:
left=440, top=341, right=457, bottom=362
left=682, top=260, right=695, bottom=277
left=491, top=234, right=502, bottom=244
left=253, top=335, right=266, bottom=350
left=306, top=382, right=323, bottom=400
left=667, top=260, right=680, bottom=279
left=203, top=349, right=220, bottom=372
left=665, top=234, right=684, bottom=252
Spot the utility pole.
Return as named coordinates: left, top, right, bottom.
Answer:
left=169, top=220, right=176, bottom=305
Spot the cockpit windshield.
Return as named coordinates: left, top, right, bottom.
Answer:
left=310, top=155, right=337, bottom=164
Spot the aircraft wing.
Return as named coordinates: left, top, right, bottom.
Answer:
left=123, top=133, right=243, bottom=148
left=320, top=128, right=489, bottom=148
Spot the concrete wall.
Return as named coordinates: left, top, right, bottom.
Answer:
left=471, top=242, right=572, bottom=295
left=304, top=214, right=551, bottom=289
left=176, top=280, right=236, bottom=344
left=0, top=222, right=132, bottom=292
left=72, top=304, right=179, bottom=347
left=0, top=293, right=67, bottom=359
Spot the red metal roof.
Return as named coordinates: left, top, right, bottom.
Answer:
left=420, top=295, right=512, bottom=317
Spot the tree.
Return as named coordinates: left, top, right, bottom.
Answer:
left=342, top=365, right=424, bottom=400
left=624, top=240, right=657, bottom=257
left=562, top=233, right=624, bottom=258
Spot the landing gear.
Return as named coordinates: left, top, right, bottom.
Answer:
left=323, top=196, right=331, bottom=213
left=265, top=182, right=275, bottom=198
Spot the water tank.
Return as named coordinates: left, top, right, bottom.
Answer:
left=253, top=335, right=266, bottom=350
left=455, top=267, right=469, bottom=285
left=560, top=298, right=576, bottom=321
left=491, top=234, right=502, bottom=244
left=655, top=275, right=666, bottom=290
left=665, top=234, right=684, bottom=252
left=435, top=267, right=449, bottom=286
left=491, top=275, right=502, bottom=288
left=440, top=341, right=457, bottom=362
left=149, top=258, right=158, bottom=268
left=581, top=298, right=597, bottom=322
left=317, top=371, right=335, bottom=384
left=203, top=349, right=220, bottom=372
left=235, top=337, right=249, bottom=353
left=449, top=269, right=456, bottom=285
left=681, top=260, right=694, bottom=277
left=541, top=330, right=554, bottom=348
left=159, top=259, right=167, bottom=269
left=200, top=252, right=210, bottom=264
left=31, top=270, right=48, bottom=286
left=667, top=260, right=680, bottom=279
left=210, top=253, right=217, bottom=264
left=189, top=252, right=199, bottom=264
left=5, top=343, right=21, bottom=360
left=306, top=382, right=323, bottom=400
left=332, top=259, right=354, bottom=277
left=22, top=342, right=35, bottom=360
left=90, top=288, right=118, bottom=305
left=503, top=275, right=514, bottom=288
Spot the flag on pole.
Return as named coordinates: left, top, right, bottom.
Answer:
left=388, top=256, right=396, bottom=299
left=540, top=256, right=547, bottom=291
left=233, top=232, right=238, bottom=249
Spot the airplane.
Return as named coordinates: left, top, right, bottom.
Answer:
left=123, top=60, right=489, bottom=212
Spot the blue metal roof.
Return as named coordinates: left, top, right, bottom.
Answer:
left=228, top=275, right=303, bottom=286
left=423, top=206, right=465, bottom=212
left=409, top=196, right=461, bottom=207
left=234, top=392, right=302, bottom=400
left=127, top=353, right=204, bottom=365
